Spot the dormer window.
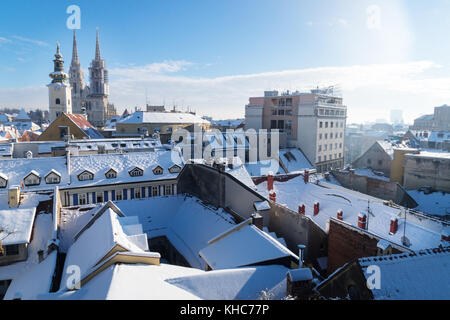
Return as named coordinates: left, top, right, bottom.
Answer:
left=168, top=164, right=181, bottom=174
left=78, top=170, right=94, bottom=181
left=0, top=173, right=8, bottom=188
left=129, top=167, right=144, bottom=177
left=105, top=168, right=117, bottom=179
left=152, top=165, right=164, bottom=175
left=24, top=170, right=41, bottom=186
left=45, top=169, right=61, bottom=184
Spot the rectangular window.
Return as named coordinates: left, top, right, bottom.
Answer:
left=318, top=156, right=321, bottom=162
left=165, top=185, right=172, bottom=196
left=96, top=194, right=103, bottom=203
left=319, top=133, right=322, bottom=140
left=318, top=145, right=322, bottom=152
left=325, top=122, right=329, bottom=128
left=331, top=122, right=334, bottom=128
left=79, top=193, right=86, bottom=205
left=270, top=120, right=277, bottom=129
left=152, top=186, right=159, bottom=197
left=5, top=245, right=19, bottom=256
left=134, top=188, right=141, bottom=199
left=123, top=189, right=128, bottom=200
left=319, top=121, right=323, bottom=128
left=116, top=191, right=122, bottom=201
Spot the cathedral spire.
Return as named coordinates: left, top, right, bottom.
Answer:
left=71, top=30, right=79, bottom=64
left=50, top=42, right=68, bottom=83
left=95, top=28, right=101, bottom=61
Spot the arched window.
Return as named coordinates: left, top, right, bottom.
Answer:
left=55, top=98, right=61, bottom=105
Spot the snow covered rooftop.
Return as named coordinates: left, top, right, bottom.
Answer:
left=67, top=150, right=183, bottom=188
left=42, top=263, right=204, bottom=300
left=4, top=251, right=57, bottom=300
left=359, top=247, right=450, bottom=300
left=406, top=151, right=450, bottom=160
left=407, top=190, right=450, bottom=217
left=0, top=156, right=69, bottom=191
left=256, top=176, right=446, bottom=251
left=167, top=265, right=289, bottom=300
left=376, top=141, right=394, bottom=159
left=118, top=111, right=210, bottom=125
left=59, top=206, right=149, bottom=291
left=279, top=148, right=313, bottom=173
left=199, top=222, right=297, bottom=270
left=0, top=207, right=36, bottom=245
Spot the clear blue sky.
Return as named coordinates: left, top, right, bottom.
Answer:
left=1, top=0, right=450, bottom=122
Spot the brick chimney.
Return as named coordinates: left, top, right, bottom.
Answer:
left=269, top=190, right=276, bottom=203
left=298, top=204, right=305, bottom=215
left=389, top=217, right=398, bottom=235
left=313, top=202, right=320, bottom=215
left=251, top=213, right=263, bottom=230
left=337, top=209, right=343, bottom=220
left=358, top=212, right=367, bottom=229
left=267, top=171, right=274, bottom=191
left=304, top=170, right=309, bottom=183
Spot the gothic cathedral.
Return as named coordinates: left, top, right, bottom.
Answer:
left=49, top=29, right=116, bottom=127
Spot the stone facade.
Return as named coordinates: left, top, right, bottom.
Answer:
left=403, top=153, right=450, bottom=192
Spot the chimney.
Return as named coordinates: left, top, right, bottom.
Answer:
left=298, top=244, right=306, bottom=268
left=38, top=250, right=44, bottom=263
left=313, top=201, right=319, bottom=215
left=337, top=209, right=343, bottom=220
left=358, top=212, right=367, bottom=229
left=269, top=190, right=276, bottom=203
left=251, top=213, right=263, bottom=230
left=8, top=186, right=20, bottom=208
left=304, top=170, right=309, bottom=183
left=298, top=204, right=305, bottom=215
left=389, top=217, right=398, bottom=235
left=267, top=171, right=274, bottom=191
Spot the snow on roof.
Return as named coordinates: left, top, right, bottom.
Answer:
left=376, top=141, right=394, bottom=159
left=0, top=156, right=68, bottom=191
left=118, top=111, right=210, bottom=125
left=167, top=265, right=289, bottom=300
left=199, top=224, right=297, bottom=270
left=14, top=109, right=30, bottom=121
left=407, top=190, right=450, bottom=217
left=67, top=150, right=183, bottom=188
left=4, top=250, right=57, bottom=300
left=0, top=212, right=53, bottom=283
left=256, top=176, right=444, bottom=251
left=0, top=207, right=36, bottom=245
left=254, top=200, right=271, bottom=211
left=41, top=263, right=205, bottom=300
left=279, top=148, right=313, bottom=173
left=211, top=119, right=245, bottom=128
left=351, top=168, right=390, bottom=182
left=406, top=151, right=450, bottom=160
left=245, top=159, right=283, bottom=177
left=59, top=207, right=148, bottom=291
left=359, top=247, right=450, bottom=300
left=65, top=114, right=103, bottom=139
left=107, top=196, right=236, bottom=269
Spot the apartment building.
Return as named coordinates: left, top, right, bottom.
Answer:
left=245, top=87, right=347, bottom=172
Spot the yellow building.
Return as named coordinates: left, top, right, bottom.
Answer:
left=390, top=148, right=420, bottom=184
left=38, top=113, right=103, bottom=141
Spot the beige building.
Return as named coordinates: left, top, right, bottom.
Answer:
left=115, top=111, right=210, bottom=137
left=245, top=88, right=347, bottom=172
left=403, top=152, right=450, bottom=192
left=410, top=104, right=450, bottom=131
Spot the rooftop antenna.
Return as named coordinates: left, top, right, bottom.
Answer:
left=401, top=208, right=411, bottom=247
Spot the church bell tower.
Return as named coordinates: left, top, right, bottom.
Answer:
left=48, top=42, right=72, bottom=122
